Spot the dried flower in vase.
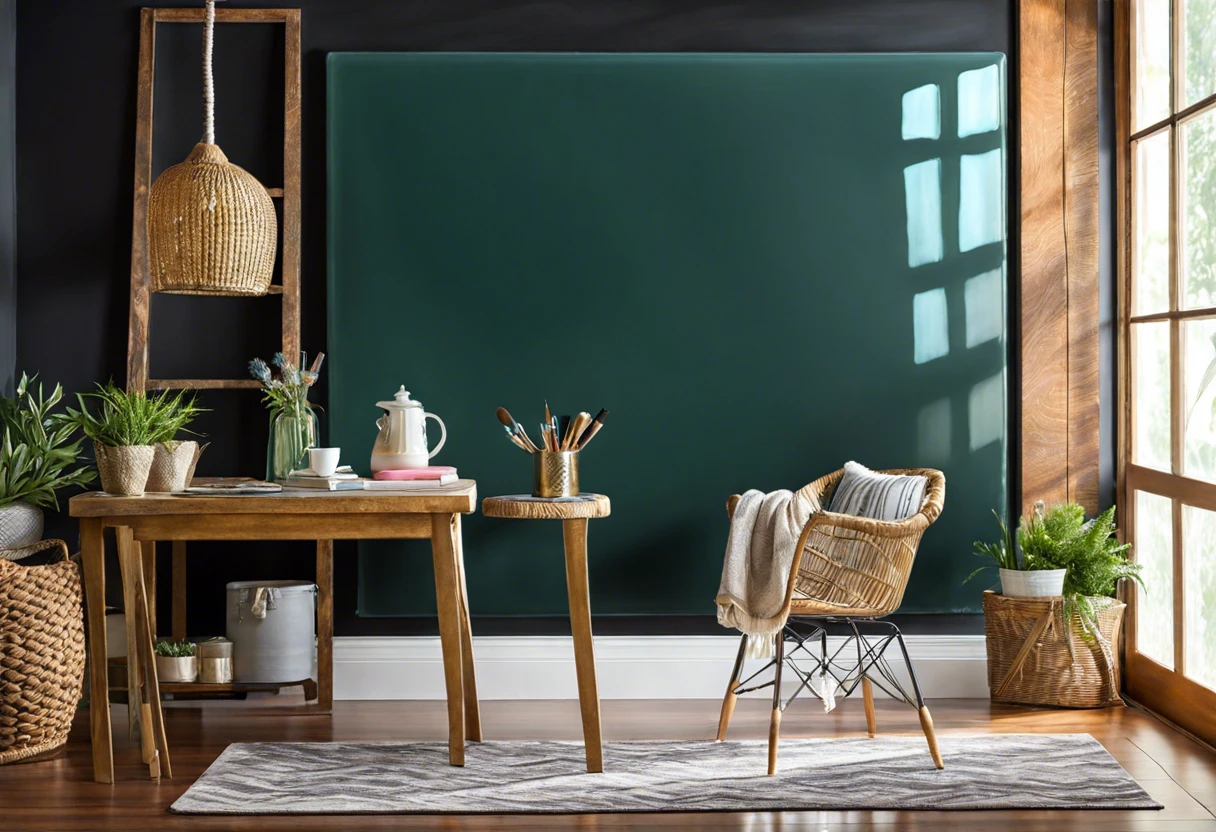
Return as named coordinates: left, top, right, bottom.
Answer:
left=248, top=351, right=324, bottom=418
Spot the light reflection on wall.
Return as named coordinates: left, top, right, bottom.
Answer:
left=965, top=268, right=1004, bottom=348
left=957, top=64, right=1002, bottom=138
left=913, top=287, right=950, bottom=364
left=904, top=158, right=944, bottom=267
left=901, top=59, right=1006, bottom=475
left=959, top=148, right=1004, bottom=252
left=969, top=372, right=1005, bottom=451
left=918, top=397, right=953, bottom=464
left=902, top=83, right=941, bottom=140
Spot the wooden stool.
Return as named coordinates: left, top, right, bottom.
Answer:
left=481, top=494, right=610, bottom=773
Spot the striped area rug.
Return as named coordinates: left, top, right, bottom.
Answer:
left=171, top=734, right=1161, bottom=815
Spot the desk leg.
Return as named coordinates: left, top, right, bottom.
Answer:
left=171, top=541, right=187, bottom=642
left=116, top=531, right=143, bottom=742
left=120, top=528, right=172, bottom=779
left=316, top=540, right=334, bottom=712
left=141, top=541, right=157, bottom=639
left=453, top=514, right=482, bottom=741
left=563, top=518, right=603, bottom=773
left=430, top=513, right=465, bottom=766
left=81, top=518, right=113, bottom=784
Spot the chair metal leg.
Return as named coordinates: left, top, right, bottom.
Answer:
left=767, top=632, right=784, bottom=776
left=716, top=634, right=748, bottom=741
left=846, top=618, right=877, bottom=736
left=892, top=627, right=943, bottom=770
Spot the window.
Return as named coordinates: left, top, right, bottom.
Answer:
left=1123, top=0, right=1216, bottom=741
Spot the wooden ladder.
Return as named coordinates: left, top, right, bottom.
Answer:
left=125, top=7, right=302, bottom=645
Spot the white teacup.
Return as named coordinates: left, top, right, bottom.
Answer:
left=309, top=447, right=341, bottom=477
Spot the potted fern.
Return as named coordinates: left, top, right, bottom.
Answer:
left=68, top=383, right=203, bottom=497
left=969, top=507, right=1067, bottom=597
left=1018, top=501, right=1143, bottom=629
left=979, top=501, right=1143, bottom=708
left=0, top=374, right=95, bottom=551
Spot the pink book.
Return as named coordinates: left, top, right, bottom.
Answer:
left=373, top=466, right=458, bottom=481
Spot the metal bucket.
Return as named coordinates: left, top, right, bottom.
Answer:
left=226, top=580, right=316, bottom=683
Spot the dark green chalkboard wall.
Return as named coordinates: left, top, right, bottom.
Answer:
left=327, top=52, right=1007, bottom=617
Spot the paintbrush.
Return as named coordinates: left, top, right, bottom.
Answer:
left=558, top=415, right=572, bottom=450
left=544, top=401, right=554, bottom=449
left=576, top=408, right=609, bottom=449
left=566, top=411, right=592, bottom=450
left=496, top=407, right=539, bottom=452
left=502, top=424, right=531, bottom=452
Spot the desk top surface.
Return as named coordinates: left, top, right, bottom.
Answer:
left=69, top=479, right=478, bottom=517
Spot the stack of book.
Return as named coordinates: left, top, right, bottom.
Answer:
left=281, top=466, right=459, bottom=491
left=365, top=466, right=459, bottom=490
left=281, top=466, right=363, bottom=491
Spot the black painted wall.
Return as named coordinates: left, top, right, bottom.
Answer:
left=14, top=0, right=1031, bottom=637
left=0, top=0, right=13, bottom=397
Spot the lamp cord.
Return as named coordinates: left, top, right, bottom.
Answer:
left=203, top=0, right=215, bottom=144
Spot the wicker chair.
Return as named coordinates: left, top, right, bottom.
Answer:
left=715, top=467, right=946, bottom=775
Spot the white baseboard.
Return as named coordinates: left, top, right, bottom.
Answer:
left=334, top=635, right=988, bottom=700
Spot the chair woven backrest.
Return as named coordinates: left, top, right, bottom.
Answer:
left=794, top=467, right=945, bottom=616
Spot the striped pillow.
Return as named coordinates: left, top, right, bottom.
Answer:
left=828, top=461, right=927, bottom=521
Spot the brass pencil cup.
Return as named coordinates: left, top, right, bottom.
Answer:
left=533, top=451, right=580, bottom=498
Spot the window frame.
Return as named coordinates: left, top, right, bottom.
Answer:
left=1118, top=0, right=1216, bottom=743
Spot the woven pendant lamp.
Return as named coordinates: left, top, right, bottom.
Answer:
left=147, top=0, right=277, bottom=295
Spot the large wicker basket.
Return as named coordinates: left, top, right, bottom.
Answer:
left=982, top=590, right=1124, bottom=709
left=0, top=540, right=86, bottom=764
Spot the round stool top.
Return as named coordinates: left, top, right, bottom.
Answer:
left=482, top=494, right=611, bottom=520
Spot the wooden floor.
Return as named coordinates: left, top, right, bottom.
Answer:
left=1, top=696, right=1214, bottom=830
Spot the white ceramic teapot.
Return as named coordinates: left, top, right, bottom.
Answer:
left=371, top=386, right=447, bottom=472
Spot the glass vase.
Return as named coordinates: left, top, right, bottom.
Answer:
left=266, top=407, right=318, bottom=482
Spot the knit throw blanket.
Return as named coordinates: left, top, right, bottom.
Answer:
left=715, top=489, right=814, bottom=658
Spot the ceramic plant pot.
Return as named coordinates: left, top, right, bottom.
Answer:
left=94, top=442, right=155, bottom=497
left=145, top=440, right=206, bottom=492
left=999, top=568, right=1067, bottom=598
left=0, top=501, right=43, bottom=551
left=154, top=655, right=197, bottom=684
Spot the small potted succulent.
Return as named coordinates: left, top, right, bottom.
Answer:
left=968, top=506, right=1067, bottom=597
left=0, top=374, right=95, bottom=550
left=153, top=639, right=198, bottom=683
left=68, top=382, right=203, bottom=496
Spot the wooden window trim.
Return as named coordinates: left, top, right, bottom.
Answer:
left=1117, top=0, right=1216, bottom=745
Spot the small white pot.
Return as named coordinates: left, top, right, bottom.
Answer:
left=999, top=568, right=1066, bottom=598
left=155, top=655, right=197, bottom=683
left=0, top=501, right=43, bottom=551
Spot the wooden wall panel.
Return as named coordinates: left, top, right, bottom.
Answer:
left=1020, top=0, right=1102, bottom=516
left=1063, top=0, right=1102, bottom=510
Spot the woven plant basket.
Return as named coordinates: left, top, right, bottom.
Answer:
left=982, top=590, right=1125, bottom=709
left=147, top=142, right=277, bottom=296
left=0, top=540, right=86, bottom=764
left=94, top=442, right=154, bottom=497
left=146, top=440, right=206, bottom=492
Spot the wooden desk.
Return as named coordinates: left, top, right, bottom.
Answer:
left=69, top=482, right=481, bottom=783
left=481, top=493, right=610, bottom=773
